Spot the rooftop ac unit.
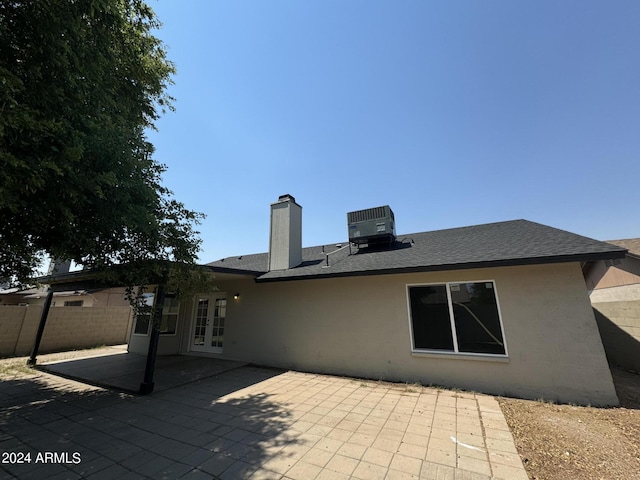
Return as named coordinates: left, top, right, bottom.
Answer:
left=347, top=205, right=396, bottom=246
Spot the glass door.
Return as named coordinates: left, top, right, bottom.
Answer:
left=191, top=296, right=226, bottom=353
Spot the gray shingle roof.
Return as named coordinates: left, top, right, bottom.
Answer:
left=205, top=219, right=627, bottom=282
left=606, top=238, right=640, bottom=258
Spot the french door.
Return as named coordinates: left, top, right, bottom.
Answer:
left=191, top=295, right=227, bottom=354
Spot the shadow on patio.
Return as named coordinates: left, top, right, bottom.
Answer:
left=0, top=366, right=296, bottom=479
left=37, top=346, right=248, bottom=394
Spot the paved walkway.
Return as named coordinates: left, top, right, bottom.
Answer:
left=0, top=357, right=527, bottom=479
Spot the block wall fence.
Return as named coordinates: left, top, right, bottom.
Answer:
left=0, top=306, right=133, bottom=357
left=593, top=300, right=640, bottom=371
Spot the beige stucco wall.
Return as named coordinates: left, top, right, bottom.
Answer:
left=585, top=257, right=640, bottom=291
left=166, top=262, right=617, bottom=406
left=590, top=283, right=640, bottom=303
left=82, top=288, right=133, bottom=307
left=0, top=305, right=132, bottom=357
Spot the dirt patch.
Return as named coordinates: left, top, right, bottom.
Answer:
left=0, top=345, right=127, bottom=377
left=500, top=366, right=640, bottom=480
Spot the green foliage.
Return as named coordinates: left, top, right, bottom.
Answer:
left=0, top=0, right=204, bottom=287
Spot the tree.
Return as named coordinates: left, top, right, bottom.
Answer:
left=0, top=0, right=204, bottom=286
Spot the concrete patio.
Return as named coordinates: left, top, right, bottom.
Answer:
left=37, top=345, right=248, bottom=394
left=0, top=350, right=528, bottom=479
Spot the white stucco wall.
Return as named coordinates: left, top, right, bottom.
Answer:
left=163, top=262, right=617, bottom=406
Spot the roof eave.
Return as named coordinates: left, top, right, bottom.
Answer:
left=255, top=251, right=628, bottom=283
left=205, top=265, right=265, bottom=277
left=38, top=270, right=100, bottom=285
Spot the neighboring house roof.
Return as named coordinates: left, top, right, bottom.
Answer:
left=605, top=238, right=640, bottom=260
left=0, top=286, right=88, bottom=305
left=0, top=287, right=45, bottom=297
left=206, top=219, right=627, bottom=283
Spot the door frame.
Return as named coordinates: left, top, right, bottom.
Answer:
left=189, top=293, right=228, bottom=354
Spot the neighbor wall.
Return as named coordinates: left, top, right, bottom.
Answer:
left=590, top=284, right=640, bottom=371
left=0, top=305, right=132, bottom=356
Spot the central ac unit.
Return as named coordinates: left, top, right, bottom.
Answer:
left=347, top=205, right=396, bottom=246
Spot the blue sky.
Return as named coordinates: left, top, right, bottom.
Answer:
left=146, top=1, right=640, bottom=263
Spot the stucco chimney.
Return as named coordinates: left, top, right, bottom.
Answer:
left=47, top=258, right=71, bottom=275
left=268, top=194, right=302, bottom=271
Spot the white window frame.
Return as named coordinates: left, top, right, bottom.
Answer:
left=132, top=292, right=179, bottom=337
left=406, top=280, right=509, bottom=359
left=132, top=293, right=154, bottom=336
left=189, top=293, right=227, bottom=354
left=159, top=294, right=180, bottom=337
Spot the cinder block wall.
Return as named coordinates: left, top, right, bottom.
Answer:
left=590, top=284, right=640, bottom=371
left=0, top=306, right=132, bottom=357
left=0, top=307, right=32, bottom=357
left=593, top=300, right=640, bottom=371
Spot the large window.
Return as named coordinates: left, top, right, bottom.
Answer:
left=133, top=292, right=179, bottom=336
left=408, top=281, right=506, bottom=356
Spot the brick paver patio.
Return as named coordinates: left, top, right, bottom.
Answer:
left=0, top=359, right=527, bottom=479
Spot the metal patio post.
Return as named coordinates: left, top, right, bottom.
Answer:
left=27, top=289, right=54, bottom=366
left=139, top=284, right=165, bottom=394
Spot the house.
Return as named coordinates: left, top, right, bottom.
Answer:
left=583, top=239, right=640, bottom=370
left=0, top=286, right=130, bottom=307
left=126, top=194, right=626, bottom=406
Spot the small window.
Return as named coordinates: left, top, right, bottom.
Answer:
left=63, top=300, right=83, bottom=307
left=133, top=314, right=151, bottom=335
left=133, top=293, right=154, bottom=335
left=408, top=281, right=506, bottom=356
left=160, top=295, right=179, bottom=335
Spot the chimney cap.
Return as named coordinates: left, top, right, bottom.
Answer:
left=278, top=194, right=296, bottom=203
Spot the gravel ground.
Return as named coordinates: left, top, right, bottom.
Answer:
left=500, top=366, right=640, bottom=480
